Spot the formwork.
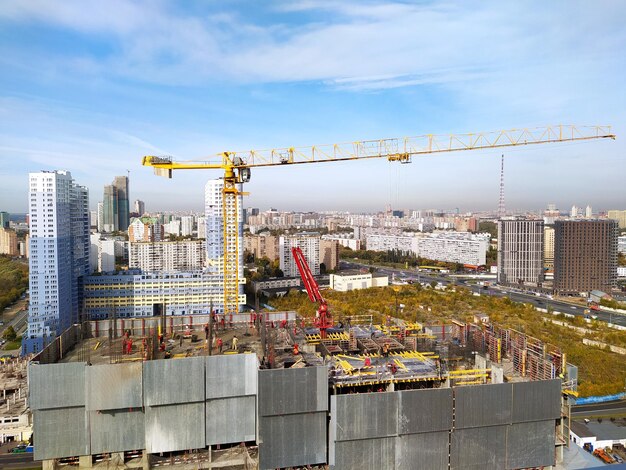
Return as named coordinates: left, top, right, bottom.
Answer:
left=205, top=354, right=257, bottom=446
left=33, top=407, right=89, bottom=461
left=85, top=362, right=142, bottom=410
left=450, top=425, right=508, bottom=470
left=89, top=409, right=145, bottom=454
left=454, top=383, right=512, bottom=429
left=511, top=379, right=561, bottom=422
left=258, top=367, right=328, bottom=470
left=29, top=362, right=85, bottom=409
left=506, top=420, right=556, bottom=469
left=145, top=402, right=206, bottom=453
left=144, top=357, right=205, bottom=406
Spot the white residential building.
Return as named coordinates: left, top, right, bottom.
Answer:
left=129, top=240, right=206, bottom=273
left=128, top=217, right=164, bottom=242
left=321, top=234, right=361, bottom=251
left=280, top=234, right=320, bottom=277
left=497, top=219, right=544, bottom=286
left=366, top=232, right=419, bottom=254
left=181, top=216, right=195, bottom=237
left=99, top=239, right=116, bottom=273
left=417, top=232, right=490, bottom=266
left=618, top=236, right=626, bottom=254
left=205, top=178, right=244, bottom=312
left=330, top=272, right=388, bottom=292
left=83, top=271, right=245, bottom=318
left=24, top=170, right=89, bottom=354
left=164, top=219, right=181, bottom=236
left=197, top=216, right=206, bottom=239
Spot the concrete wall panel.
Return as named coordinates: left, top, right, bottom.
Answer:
left=144, top=357, right=204, bottom=406
left=512, top=379, right=561, bottom=423
left=89, top=409, right=145, bottom=454
left=332, top=437, right=395, bottom=470
left=145, top=403, right=205, bottom=453
left=398, top=388, right=452, bottom=434
left=258, top=367, right=327, bottom=416
left=506, top=420, right=556, bottom=469
left=395, top=432, right=449, bottom=470
left=206, top=354, right=257, bottom=399
left=206, top=396, right=256, bottom=445
left=34, top=408, right=89, bottom=461
left=450, top=425, right=507, bottom=470
left=29, top=362, right=85, bottom=410
left=259, top=413, right=326, bottom=469
left=86, top=363, right=142, bottom=411
left=332, top=393, right=398, bottom=441
left=454, top=383, right=512, bottom=429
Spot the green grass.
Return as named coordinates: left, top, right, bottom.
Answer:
left=3, top=336, right=22, bottom=351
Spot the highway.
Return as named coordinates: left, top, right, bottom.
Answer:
left=339, top=261, right=626, bottom=327
left=571, top=400, right=626, bottom=418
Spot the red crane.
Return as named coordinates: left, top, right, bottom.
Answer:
left=291, top=247, right=333, bottom=338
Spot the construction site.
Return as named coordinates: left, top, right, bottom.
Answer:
left=28, top=305, right=574, bottom=470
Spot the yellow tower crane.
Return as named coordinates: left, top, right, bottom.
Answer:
left=142, top=124, right=615, bottom=316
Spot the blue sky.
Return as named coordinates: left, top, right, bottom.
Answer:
left=1, top=1, right=625, bottom=213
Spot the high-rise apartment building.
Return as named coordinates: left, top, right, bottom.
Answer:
left=134, top=199, right=145, bottom=216
left=181, top=216, right=195, bottom=237
left=205, top=178, right=245, bottom=312
left=102, top=185, right=118, bottom=232
left=197, top=216, right=206, bottom=239
left=128, top=217, right=164, bottom=242
left=24, top=170, right=89, bottom=354
left=607, top=210, right=626, bottom=229
left=497, top=219, right=544, bottom=287
left=245, top=233, right=279, bottom=261
left=554, top=220, right=618, bottom=294
left=97, top=201, right=104, bottom=232
left=0, top=227, right=18, bottom=256
left=102, top=176, right=130, bottom=232
left=0, top=211, right=9, bottom=229
left=113, top=176, right=129, bottom=231
left=129, top=240, right=206, bottom=273
left=544, top=226, right=555, bottom=270
left=320, top=239, right=340, bottom=272
left=280, top=234, right=320, bottom=277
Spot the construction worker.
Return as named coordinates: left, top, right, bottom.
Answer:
left=293, top=343, right=299, bottom=355
left=231, top=335, right=239, bottom=351
left=204, top=323, right=209, bottom=340
left=217, top=337, right=223, bottom=353
left=382, top=343, right=390, bottom=358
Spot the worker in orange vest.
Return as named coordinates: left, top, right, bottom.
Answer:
left=293, top=343, right=299, bottom=355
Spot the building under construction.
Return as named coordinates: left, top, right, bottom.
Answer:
left=28, top=311, right=574, bottom=469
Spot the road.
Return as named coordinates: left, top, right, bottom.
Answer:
left=340, top=261, right=626, bottom=327
left=0, top=453, right=39, bottom=469
left=571, top=400, right=626, bottom=417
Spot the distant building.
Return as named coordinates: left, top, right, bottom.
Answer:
left=89, top=210, right=97, bottom=229
left=619, top=236, right=626, bottom=254
left=321, top=234, right=361, bottom=251
left=129, top=240, right=206, bottom=273
left=164, top=219, right=181, bottom=236
left=554, top=219, right=618, bottom=294
left=607, top=209, right=626, bottom=229
left=280, top=234, right=320, bottom=277
left=585, top=205, right=592, bottom=218
left=320, top=239, right=340, bottom=272
left=134, top=199, right=145, bottom=216
left=0, top=227, right=18, bottom=256
left=24, top=170, right=89, bottom=354
left=96, top=201, right=104, bottom=232
left=366, top=232, right=419, bottom=254
left=197, top=216, right=206, bottom=239
left=245, top=233, right=279, bottom=261
left=454, top=216, right=477, bottom=232
left=102, top=176, right=130, bottom=232
left=181, top=216, right=195, bottom=237
left=128, top=216, right=164, bottom=242
left=330, top=271, right=388, bottom=291
left=544, top=226, right=555, bottom=269
left=497, top=219, right=544, bottom=286
left=418, top=232, right=489, bottom=266
left=0, top=211, right=9, bottom=229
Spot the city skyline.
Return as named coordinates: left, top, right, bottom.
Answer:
left=1, top=1, right=625, bottom=212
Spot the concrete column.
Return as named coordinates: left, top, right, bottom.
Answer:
left=111, top=452, right=124, bottom=465
left=141, top=450, right=151, bottom=470
left=78, top=455, right=93, bottom=468
left=42, top=459, right=57, bottom=470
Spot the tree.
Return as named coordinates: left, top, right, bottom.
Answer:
left=3, top=326, right=16, bottom=342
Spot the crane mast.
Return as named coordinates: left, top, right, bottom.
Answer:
left=142, top=124, right=615, bottom=317
left=291, top=247, right=332, bottom=338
